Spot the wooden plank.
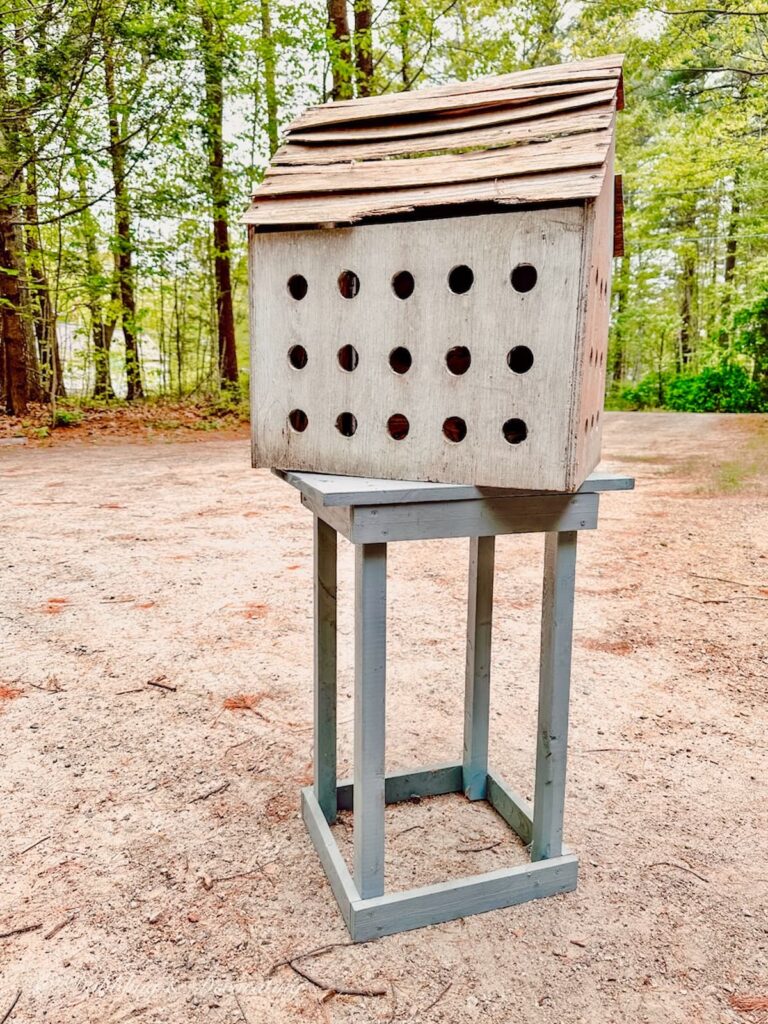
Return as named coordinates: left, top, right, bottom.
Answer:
left=613, top=173, right=624, bottom=257
left=251, top=207, right=590, bottom=490
left=259, top=131, right=610, bottom=198
left=276, top=108, right=615, bottom=166
left=463, top=536, right=495, bottom=800
left=346, top=494, right=598, bottom=544
left=288, top=57, right=623, bottom=130
left=532, top=531, right=577, bottom=862
left=486, top=770, right=534, bottom=845
left=243, top=166, right=605, bottom=226
left=313, top=515, right=338, bottom=823
left=353, top=542, right=387, bottom=900
left=285, top=90, right=617, bottom=146
left=301, top=786, right=357, bottom=928
left=277, top=468, right=634, bottom=507
left=337, top=762, right=464, bottom=810
left=349, top=854, right=578, bottom=941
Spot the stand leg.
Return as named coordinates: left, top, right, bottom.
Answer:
left=314, top=516, right=337, bottom=824
left=532, top=530, right=577, bottom=861
left=353, top=542, right=387, bottom=900
left=463, top=535, right=495, bottom=800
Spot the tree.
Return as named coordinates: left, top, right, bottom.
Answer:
left=198, top=3, right=238, bottom=390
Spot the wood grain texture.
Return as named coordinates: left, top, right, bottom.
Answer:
left=277, top=469, right=635, bottom=507
left=275, top=107, right=614, bottom=166
left=532, top=531, right=577, bottom=862
left=313, top=516, right=337, bottom=823
left=336, top=762, right=464, bottom=810
left=301, top=786, right=356, bottom=930
left=288, top=55, right=623, bottom=130
left=463, top=536, right=495, bottom=800
left=285, top=90, right=617, bottom=146
left=353, top=543, right=387, bottom=899
left=250, top=208, right=590, bottom=490
left=349, top=855, right=578, bottom=941
left=260, top=131, right=609, bottom=198
left=244, top=167, right=605, bottom=226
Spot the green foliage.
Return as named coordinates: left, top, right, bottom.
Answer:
left=53, top=410, right=83, bottom=428
left=613, top=360, right=766, bottom=413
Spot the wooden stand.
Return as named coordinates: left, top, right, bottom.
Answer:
left=279, top=469, right=634, bottom=941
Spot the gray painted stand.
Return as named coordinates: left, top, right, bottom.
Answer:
left=278, top=469, right=634, bottom=941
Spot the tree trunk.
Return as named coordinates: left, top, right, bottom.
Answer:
left=74, top=154, right=115, bottom=399
left=25, top=165, right=65, bottom=398
left=327, top=0, right=353, bottom=100
left=200, top=9, right=239, bottom=390
left=0, top=206, right=39, bottom=414
left=260, top=0, right=279, bottom=156
left=354, top=0, right=373, bottom=96
left=395, top=0, right=411, bottom=88
left=719, top=180, right=740, bottom=349
left=103, top=43, right=143, bottom=400
left=678, top=249, right=697, bottom=370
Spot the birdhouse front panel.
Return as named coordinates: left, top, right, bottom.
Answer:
left=251, top=207, right=590, bottom=491
left=245, top=55, right=624, bottom=491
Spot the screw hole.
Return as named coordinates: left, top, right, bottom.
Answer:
left=506, top=346, right=534, bottom=374
left=391, top=271, right=414, bottom=299
left=510, top=263, right=538, bottom=293
left=387, top=413, right=410, bottom=440
left=389, top=346, right=412, bottom=374
left=335, top=412, right=357, bottom=436
left=443, top=416, right=467, bottom=442
left=288, top=409, right=308, bottom=432
left=287, top=275, right=308, bottom=300
left=502, top=418, right=527, bottom=445
left=338, top=270, right=360, bottom=298
left=448, top=265, right=474, bottom=294
left=445, top=346, right=471, bottom=375
left=337, top=344, right=359, bottom=371
left=288, top=345, right=308, bottom=369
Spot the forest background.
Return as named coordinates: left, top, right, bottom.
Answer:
left=1, top=0, right=767, bottom=427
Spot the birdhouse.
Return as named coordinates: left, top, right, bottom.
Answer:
left=245, top=55, right=624, bottom=492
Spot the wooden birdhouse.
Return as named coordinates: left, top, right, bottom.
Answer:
left=245, top=55, right=624, bottom=492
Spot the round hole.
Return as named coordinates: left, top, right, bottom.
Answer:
left=445, top=346, right=471, bottom=375
left=600, top=350, right=604, bottom=366
left=584, top=418, right=589, bottom=433
left=389, top=346, right=412, bottom=374
left=590, top=414, right=595, bottom=429
left=506, top=346, right=534, bottom=374
left=502, top=418, right=528, bottom=445
left=443, top=416, right=467, bottom=443
left=589, top=348, right=594, bottom=365
left=510, top=263, right=538, bottom=293
left=391, top=271, right=414, bottom=299
left=448, top=265, right=474, bottom=294
left=288, top=345, right=308, bottom=369
left=287, top=275, right=308, bottom=300
left=337, top=344, right=359, bottom=371
left=387, top=413, right=410, bottom=440
left=338, top=270, right=360, bottom=298
left=288, top=409, right=308, bottom=432
left=335, top=411, right=357, bottom=436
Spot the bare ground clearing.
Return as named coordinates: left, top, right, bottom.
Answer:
left=1, top=412, right=767, bottom=1024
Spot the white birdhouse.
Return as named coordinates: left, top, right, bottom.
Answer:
left=245, top=55, right=624, bottom=491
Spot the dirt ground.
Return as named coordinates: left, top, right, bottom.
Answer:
left=1, top=412, right=767, bottom=1024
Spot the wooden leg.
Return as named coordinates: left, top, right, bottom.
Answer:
left=463, top=535, right=495, bottom=800
left=353, top=542, right=387, bottom=900
left=532, top=530, right=577, bottom=861
left=314, top=516, right=337, bottom=824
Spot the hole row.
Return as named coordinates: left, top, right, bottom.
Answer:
left=585, top=409, right=601, bottom=432
left=288, top=344, right=535, bottom=376
left=286, top=263, right=538, bottom=301
left=288, top=410, right=528, bottom=445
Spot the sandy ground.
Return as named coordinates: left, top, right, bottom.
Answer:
left=1, top=412, right=767, bottom=1024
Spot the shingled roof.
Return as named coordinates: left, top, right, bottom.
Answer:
left=244, top=54, right=624, bottom=231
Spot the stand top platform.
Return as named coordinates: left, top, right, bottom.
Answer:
left=275, top=469, right=634, bottom=509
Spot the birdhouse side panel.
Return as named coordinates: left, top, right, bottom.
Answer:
left=249, top=208, right=586, bottom=490
left=567, top=144, right=616, bottom=488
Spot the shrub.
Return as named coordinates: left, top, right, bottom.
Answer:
left=53, top=410, right=83, bottom=428
left=665, top=362, right=765, bottom=413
